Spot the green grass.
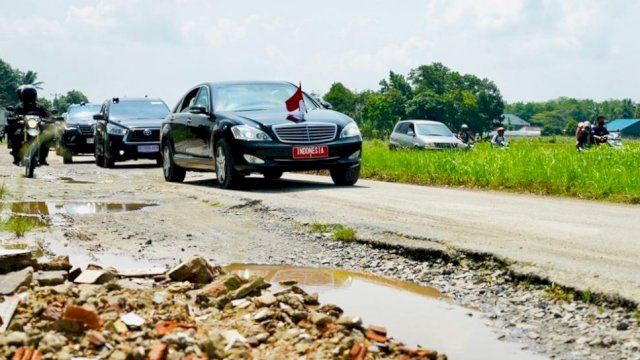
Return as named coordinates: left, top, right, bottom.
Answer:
left=0, top=216, right=39, bottom=237
left=544, top=284, right=574, bottom=303
left=361, top=138, right=640, bottom=203
left=308, top=222, right=357, bottom=241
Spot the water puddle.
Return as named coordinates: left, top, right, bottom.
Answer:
left=226, top=264, right=545, bottom=360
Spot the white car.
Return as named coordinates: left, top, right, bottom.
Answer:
left=389, top=120, right=464, bottom=149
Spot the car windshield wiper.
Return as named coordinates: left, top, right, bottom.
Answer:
left=235, top=108, right=269, bottom=112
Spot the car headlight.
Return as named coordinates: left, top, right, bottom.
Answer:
left=340, top=122, right=361, bottom=139
left=64, top=123, right=79, bottom=131
left=107, top=123, right=129, bottom=136
left=27, top=119, right=39, bottom=129
left=231, top=125, right=272, bottom=141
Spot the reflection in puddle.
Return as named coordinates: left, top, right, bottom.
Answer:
left=226, top=264, right=545, bottom=360
left=7, top=201, right=155, bottom=216
left=59, top=177, right=94, bottom=184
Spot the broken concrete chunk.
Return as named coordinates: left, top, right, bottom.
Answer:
left=73, top=269, right=105, bottom=284
left=309, top=312, right=334, bottom=326
left=255, top=292, right=277, bottom=307
left=0, top=296, right=20, bottom=332
left=41, top=256, right=72, bottom=271
left=168, top=256, right=218, bottom=284
left=118, top=267, right=166, bottom=278
left=231, top=277, right=268, bottom=300
left=0, top=267, right=33, bottom=295
left=120, top=312, right=145, bottom=328
left=0, top=249, right=36, bottom=275
left=34, top=270, right=67, bottom=286
left=222, top=330, right=248, bottom=351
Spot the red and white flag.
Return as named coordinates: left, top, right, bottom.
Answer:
left=285, top=83, right=306, bottom=121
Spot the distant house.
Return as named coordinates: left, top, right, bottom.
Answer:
left=501, top=114, right=530, bottom=131
left=606, top=119, right=640, bottom=137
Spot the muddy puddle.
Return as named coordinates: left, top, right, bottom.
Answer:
left=0, top=201, right=156, bottom=227
left=227, top=264, right=546, bottom=360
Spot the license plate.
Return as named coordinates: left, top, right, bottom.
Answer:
left=138, top=145, right=159, bottom=153
left=293, top=145, right=329, bottom=159
left=86, top=137, right=94, bottom=144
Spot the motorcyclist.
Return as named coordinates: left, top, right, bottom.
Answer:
left=9, top=85, right=51, bottom=165
left=457, top=124, right=475, bottom=145
left=591, top=116, right=609, bottom=145
left=576, top=121, right=592, bottom=151
left=491, top=127, right=508, bottom=147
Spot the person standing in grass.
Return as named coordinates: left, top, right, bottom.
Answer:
left=491, top=127, right=508, bottom=147
left=591, top=116, right=610, bottom=145
left=577, top=122, right=592, bottom=151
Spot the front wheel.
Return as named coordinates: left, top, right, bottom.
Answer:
left=215, top=139, right=243, bottom=189
left=25, top=155, right=36, bottom=178
left=330, top=164, right=360, bottom=186
left=162, top=143, right=185, bottom=182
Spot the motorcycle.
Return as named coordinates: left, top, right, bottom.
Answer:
left=6, top=107, right=58, bottom=178
left=604, top=132, right=623, bottom=148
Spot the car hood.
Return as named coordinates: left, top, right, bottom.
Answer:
left=109, top=118, right=164, bottom=129
left=67, top=119, right=94, bottom=126
left=216, top=109, right=354, bottom=128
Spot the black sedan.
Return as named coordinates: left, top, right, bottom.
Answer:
left=93, top=97, right=170, bottom=168
left=160, top=81, right=362, bottom=189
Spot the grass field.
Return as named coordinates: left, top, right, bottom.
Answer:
left=361, top=137, right=640, bottom=203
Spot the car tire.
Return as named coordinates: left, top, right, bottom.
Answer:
left=263, top=171, right=283, bottom=181
left=162, top=142, right=185, bottom=183
left=215, top=139, right=242, bottom=189
left=330, top=164, right=360, bottom=186
left=104, top=156, right=115, bottom=168
left=388, top=143, right=397, bottom=151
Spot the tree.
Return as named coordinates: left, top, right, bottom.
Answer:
left=20, top=70, right=44, bottom=89
left=323, top=83, right=356, bottom=116
left=0, top=58, right=21, bottom=108
left=53, top=90, right=90, bottom=113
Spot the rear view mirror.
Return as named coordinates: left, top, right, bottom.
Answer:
left=320, top=101, right=332, bottom=110
left=189, top=105, right=207, bottom=115
left=93, top=114, right=105, bottom=120
left=51, top=109, right=59, bottom=115
left=407, top=130, right=415, bottom=137
left=6, top=106, right=15, bottom=112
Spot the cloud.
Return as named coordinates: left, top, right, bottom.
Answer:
left=427, top=0, right=525, bottom=31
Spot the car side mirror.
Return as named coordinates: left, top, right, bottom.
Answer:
left=93, top=114, right=105, bottom=120
left=189, top=105, right=208, bottom=115
left=320, top=101, right=332, bottom=110
left=6, top=106, right=15, bottom=112
left=54, top=116, right=65, bottom=121
left=407, top=130, right=415, bottom=137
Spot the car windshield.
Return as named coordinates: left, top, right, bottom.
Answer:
left=67, top=105, right=101, bottom=122
left=212, top=83, right=319, bottom=112
left=416, top=123, right=453, bottom=137
left=109, top=100, right=169, bottom=120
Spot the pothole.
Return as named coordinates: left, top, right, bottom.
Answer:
left=226, top=264, right=546, bottom=360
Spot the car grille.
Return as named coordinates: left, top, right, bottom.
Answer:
left=434, top=142, right=457, bottom=149
left=78, top=124, right=94, bottom=136
left=125, top=129, right=160, bottom=143
left=272, top=123, right=337, bottom=143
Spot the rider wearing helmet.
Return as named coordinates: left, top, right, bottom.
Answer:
left=576, top=121, right=592, bottom=151
left=491, top=127, right=508, bottom=147
left=457, top=124, right=475, bottom=144
left=10, top=85, right=51, bottom=165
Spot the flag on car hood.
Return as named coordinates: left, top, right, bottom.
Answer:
left=285, top=83, right=306, bottom=122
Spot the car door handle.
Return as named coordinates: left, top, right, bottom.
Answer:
left=186, top=119, right=192, bottom=124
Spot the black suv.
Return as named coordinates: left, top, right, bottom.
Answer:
left=93, top=97, right=169, bottom=168
left=161, top=81, right=362, bottom=189
left=56, top=103, right=101, bottom=163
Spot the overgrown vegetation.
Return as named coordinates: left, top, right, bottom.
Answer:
left=360, top=138, right=640, bottom=203
left=0, top=216, right=38, bottom=237
left=309, top=222, right=357, bottom=242
left=544, top=284, right=575, bottom=303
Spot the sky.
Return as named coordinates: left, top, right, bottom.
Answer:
left=1, top=0, right=638, bottom=106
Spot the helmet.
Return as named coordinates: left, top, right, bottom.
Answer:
left=461, top=124, right=469, bottom=130
left=21, top=85, right=37, bottom=104
left=16, top=85, right=26, bottom=101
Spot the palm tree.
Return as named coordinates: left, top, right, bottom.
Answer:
left=20, top=70, right=44, bottom=89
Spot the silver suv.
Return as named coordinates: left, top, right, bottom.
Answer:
left=389, top=120, right=463, bottom=149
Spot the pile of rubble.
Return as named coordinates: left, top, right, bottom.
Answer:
left=0, top=250, right=446, bottom=359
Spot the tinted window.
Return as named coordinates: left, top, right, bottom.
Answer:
left=395, top=122, right=410, bottom=134
left=67, top=105, right=101, bottom=122
left=212, top=83, right=319, bottom=112
left=109, top=100, right=169, bottom=120
left=194, top=87, right=210, bottom=110
left=178, top=89, right=199, bottom=113
left=416, top=123, right=453, bottom=136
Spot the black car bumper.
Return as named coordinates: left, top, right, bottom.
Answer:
left=61, top=129, right=95, bottom=154
left=229, top=138, right=362, bottom=173
left=108, top=135, right=161, bottom=161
